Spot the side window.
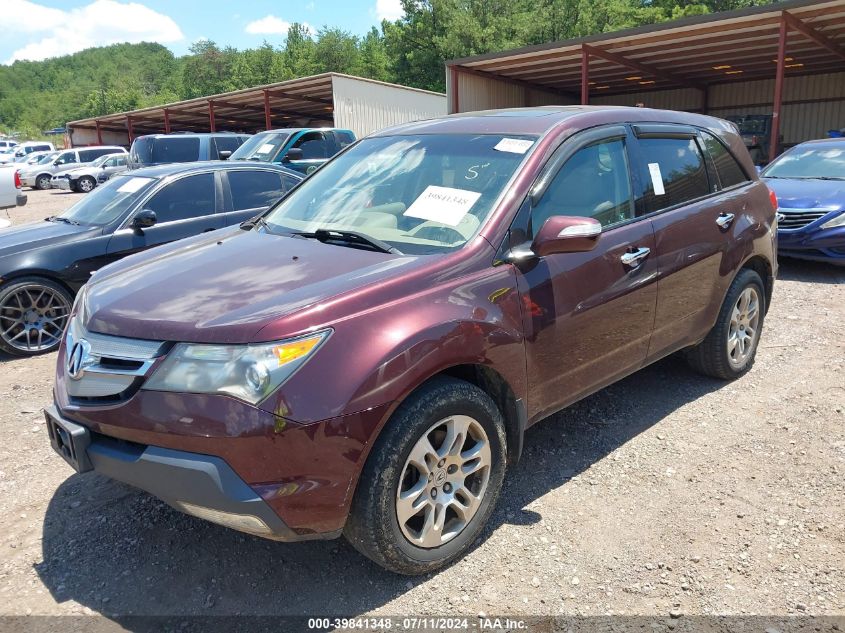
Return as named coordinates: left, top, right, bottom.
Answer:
left=212, top=136, right=244, bottom=159
left=700, top=132, right=749, bottom=189
left=143, top=173, right=215, bottom=223
left=114, top=155, right=127, bottom=167
left=54, top=151, right=77, bottom=166
left=281, top=174, right=300, bottom=192
left=336, top=131, right=355, bottom=149
left=228, top=170, right=283, bottom=210
left=78, top=149, right=97, bottom=162
left=532, top=138, right=634, bottom=233
left=637, top=137, right=711, bottom=211
left=291, top=132, right=328, bottom=160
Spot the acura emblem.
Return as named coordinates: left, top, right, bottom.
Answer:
left=67, top=339, right=92, bottom=380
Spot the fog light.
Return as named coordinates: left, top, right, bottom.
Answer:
left=173, top=501, right=273, bottom=537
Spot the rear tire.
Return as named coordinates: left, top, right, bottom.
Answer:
left=344, top=377, right=507, bottom=575
left=686, top=268, right=765, bottom=380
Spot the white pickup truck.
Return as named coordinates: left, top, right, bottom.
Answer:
left=0, top=165, right=27, bottom=215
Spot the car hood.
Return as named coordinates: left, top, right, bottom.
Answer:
left=0, top=221, right=99, bottom=261
left=84, top=228, right=431, bottom=344
left=765, top=177, right=845, bottom=212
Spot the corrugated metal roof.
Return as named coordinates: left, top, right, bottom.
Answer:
left=447, top=0, right=845, bottom=99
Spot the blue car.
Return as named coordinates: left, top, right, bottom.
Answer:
left=762, top=138, right=845, bottom=265
left=228, top=128, right=356, bottom=175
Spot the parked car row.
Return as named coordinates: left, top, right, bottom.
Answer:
left=0, top=141, right=55, bottom=164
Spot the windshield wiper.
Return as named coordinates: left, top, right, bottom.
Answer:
left=45, top=216, right=80, bottom=225
left=813, top=176, right=845, bottom=181
left=240, top=215, right=271, bottom=232
left=293, top=229, right=402, bottom=255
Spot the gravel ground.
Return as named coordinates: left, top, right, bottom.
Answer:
left=0, top=188, right=843, bottom=621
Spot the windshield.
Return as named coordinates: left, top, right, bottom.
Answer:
left=229, top=131, right=291, bottom=162
left=131, top=137, right=200, bottom=164
left=37, top=152, right=58, bottom=164
left=90, top=154, right=114, bottom=167
left=763, top=145, right=845, bottom=180
left=264, top=134, right=535, bottom=255
left=58, top=174, right=156, bottom=226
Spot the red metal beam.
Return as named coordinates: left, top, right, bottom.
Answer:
left=582, top=43, right=705, bottom=92
left=95, top=120, right=103, bottom=145
left=208, top=100, right=216, bottom=132
left=263, top=90, right=272, bottom=130
left=126, top=116, right=134, bottom=143
left=580, top=47, right=590, bottom=105
left=771, top=13, right=788, bottom=161
left=163, top=109, right=171, bottom=134
left=450, top=66, right=460, bottom=113
left=783, top=11, right=845, bottom=63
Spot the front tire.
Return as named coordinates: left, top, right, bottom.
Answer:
left=35, top=174, right=51, bottom=190
left=77, top=176, right=96, bottom=193
left=686, top=268, right=765, bottom=380
left=0, top=277, right=72, bottom=356
left=344, top=377, right=507, bottom=575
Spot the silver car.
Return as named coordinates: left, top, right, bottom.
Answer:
left=51, top=153, right=129, bottom=192
left=19, top=146, right=125, bottom=190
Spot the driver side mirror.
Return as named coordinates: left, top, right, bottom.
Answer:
left=282, top=147, right=303, bottom=163
left=218, top=150, right=232, bottom=160
left=131, top=209, right=157, bottom=232
left=529, top=216, right=602, bottom=257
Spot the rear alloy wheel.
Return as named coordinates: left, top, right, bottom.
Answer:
left=35, top=174, right=51, bottom=190
left=0, top=278, right=72, bottom=356
left=76, top=176, right=96, bottom=193
left=686, top=268, right=766, bottom=380
left=344, top=377, right=506, bottom=575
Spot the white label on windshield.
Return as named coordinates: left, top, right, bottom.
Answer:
left=494, top=138, right=533, bottom=154
left=648, top=162, right=666, bottom=195
left=258, top=143, right=275, bottom=154
left=117, top=177, right=152, bottom=193
left=403, top=186, right=482, bottom=227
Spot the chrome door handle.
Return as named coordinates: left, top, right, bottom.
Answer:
left=716, top=212, right=735, bottom=229
left=620, top=247, right=651, bottom=267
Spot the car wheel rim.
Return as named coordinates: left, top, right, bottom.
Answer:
left=727, top=286, right=760, bottom=368
left=0, top=284, right=70, bottom=353
left=396, top=414, right=491, bottom=549
left=38, top=176, right=50, bottom=189
left=79, top=179, right=93, bottom=192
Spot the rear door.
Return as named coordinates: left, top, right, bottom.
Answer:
left=106, top=172, right=222, bottom=261
left=515, top=125, right=658, bottom=419
left=219, top=168, right=292, bottom=227
left=630, top=125, right=750, bottom=360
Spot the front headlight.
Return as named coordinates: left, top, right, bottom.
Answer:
left=821, top=212, right=845, bottom=229
left=143, top=330, right=331, bottom=404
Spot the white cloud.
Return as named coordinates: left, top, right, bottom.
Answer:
left=245, top=15, right=292, bottom=36
left=374, top=0, right=403, bottom=21
left=2, top=0, right=184, bottom=64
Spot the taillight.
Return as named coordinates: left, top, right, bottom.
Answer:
left=768, top=187, right=778, bottom=211
left=14, top=170, right=21, bottom=189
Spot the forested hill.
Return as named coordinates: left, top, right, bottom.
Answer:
left=0, top=0, right=764, bottom=136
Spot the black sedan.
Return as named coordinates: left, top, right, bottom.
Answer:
left=0, top=161, right=302, bottom=356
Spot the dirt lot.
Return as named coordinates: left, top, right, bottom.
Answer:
left=0, top=189, right=843, bottom=621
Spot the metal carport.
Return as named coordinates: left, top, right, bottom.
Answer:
left=446, top=0, right=845, bottom=158
left=67, top=73, right=446, bottom=147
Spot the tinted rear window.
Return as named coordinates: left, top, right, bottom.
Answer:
left=701, top=132, right=748, bottom=189
left=131, top=137, right=200, bottom=164
left=213, top=136, right=246, bottom=159
left=228, top=170, right=283, bottom=210
left=638, top=137, right=711, bottom=211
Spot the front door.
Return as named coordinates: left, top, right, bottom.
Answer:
left=515, top=127, right=658, bottom=420
left=105, top=171, right=222, bottom=263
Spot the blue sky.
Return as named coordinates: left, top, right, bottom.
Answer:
left=2, top=0, right=403, bottom=65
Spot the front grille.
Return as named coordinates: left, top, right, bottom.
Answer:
left=778, top=208, right=830, bottom=230
left=64, top=317, right=165, bottom=403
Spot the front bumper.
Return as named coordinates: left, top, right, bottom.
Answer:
left=52, top=178, right=72, bottom=190
left=45, top=404, right=308, bottom=541
left=778, top=225, right=845, bottom=264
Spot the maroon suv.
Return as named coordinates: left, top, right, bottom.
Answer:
left=45, top=106, right=776, bottom=574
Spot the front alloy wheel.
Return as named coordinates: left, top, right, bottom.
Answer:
left=727, top=287, right=761, bottom=369
left=397, top=415, right=491, bottom=548
left=77, top=176, right=96, bottom=193
left=0, top=278, right=72, bottom=356
left=345, top=377, right=506, bottom=575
